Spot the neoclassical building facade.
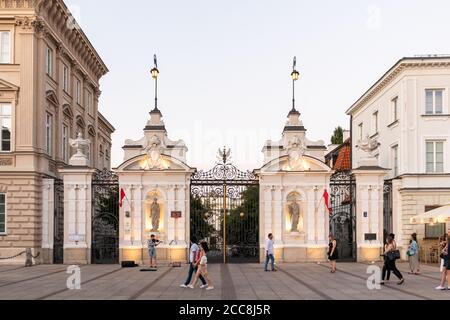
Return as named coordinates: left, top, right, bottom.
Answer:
left=347, top=56, right=450, bottom=258
left=0, top=0, right=114, bottom=263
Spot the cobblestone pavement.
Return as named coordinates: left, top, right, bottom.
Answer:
left=0, top=262, right=448, bottom=300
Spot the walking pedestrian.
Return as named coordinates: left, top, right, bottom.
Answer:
left=180, top=236, right=207, bottom=289
left=328, top=234, right=338, bottom=273
left=435, top=234, right=448, bottom=290
left=264, top=233, right=276, bottom=272
left=382, top=235, right=404, bottom=285
left=381, top=233, right=396, bottom=283
left=407, top=233, right=420, bottom=274
left=188, top=241, right=214, bottom=290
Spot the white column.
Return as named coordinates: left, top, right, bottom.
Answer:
left=176, top=185, right=187, bottom=243
left=41, top=179, right=54, bottom=252
left=262, top=186, right=273, bottom=240
left=133, top=185, right=143, bottom=244
left=273, top=186, right=283, bottom=244
left=306, top=188, right=315, bottom=243
left=167, top=185, right=176, bottom=242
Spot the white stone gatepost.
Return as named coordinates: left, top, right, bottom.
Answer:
left=353, top=168, right=388, bottom=262
left=41, top=178, right=54, bottom=264
left=58, top=133, right=95, bottom=265
left=59, top=168, right=95, bottom=265
left=353, top=134, right=389, bottom=262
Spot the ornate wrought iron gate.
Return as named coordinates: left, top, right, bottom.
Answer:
left=53, top=179, right=64, bottom=264
left=383, top=180, right=393, bottom=243
left=91, top=169, right=119, bottom=264
left=190, top=149, right=259, bottom=263
left=329, top=171, right=356, bottom=262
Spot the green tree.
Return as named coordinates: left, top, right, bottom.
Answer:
left=331, top=126, right=344, bottom=145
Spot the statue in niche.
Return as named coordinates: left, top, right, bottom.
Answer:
left=150, top=197, right=161, bottom=232
left=288, top=198, right=301, bottom=232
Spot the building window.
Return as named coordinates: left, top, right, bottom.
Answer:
left=0, top=103, right=11, bottom=152
left=358, top=123, right=363, bottom=140
left=62, top=124, right=68, bottom=163
left=372, top=111, right=378, bottom=135
left=392, top=97, right=398, bottom=122
left=0, top=31, right=11, bottom=64
left=0, top=193, right=5, bottom=234
left=45, top=46, right=53, bottom=76
left=76, top=79, right=81, bottom=104
left=425, top=89, right=444, bottom=114
left=45, top=113, right=52, bottom=155
left=426, top=141, right=444, bottom=173
left=63, top=65, right=69, bottom=92
left=392, top=145, right=398, bottom=177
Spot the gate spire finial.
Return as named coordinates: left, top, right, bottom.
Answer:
left=217, top=146, right=231, bottom=164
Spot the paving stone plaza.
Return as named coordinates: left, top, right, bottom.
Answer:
left=0, top=262, right=447, bottom=300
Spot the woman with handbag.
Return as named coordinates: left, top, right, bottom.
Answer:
left=407, top=233, right=420, bottom=274
left=436, top=235, right=448, bottom=290
left=382, top=235, right=404, bottom=285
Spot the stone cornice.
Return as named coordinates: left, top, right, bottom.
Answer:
left=346, top=57, right=450, bottom=116
left=34, top=0, right=108, bottom=81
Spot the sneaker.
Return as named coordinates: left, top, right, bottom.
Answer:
left=187, top=284, right=194, bottom=289
left=397, top=279, right=405, bottom=285
left=180, top=284, right=187, bottom=288
left=380, top=281, right=385, bottom=285
left=200, top=284, right=208, bottom=289
left=435, top=286, right=446, bottom=290
left=206, top=286, right=215, bottom=291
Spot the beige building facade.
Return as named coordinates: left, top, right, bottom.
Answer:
left=0, top=0, right=114, bottom=264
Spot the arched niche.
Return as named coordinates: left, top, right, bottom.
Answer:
left=144, top=189, right=166, bottom=235
left=284, top=191, right=306, bottom=235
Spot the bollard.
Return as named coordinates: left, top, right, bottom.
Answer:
left=25, top=248, right=33, bottom=267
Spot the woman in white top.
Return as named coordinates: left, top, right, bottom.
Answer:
left=188, top=241, right=214, bottom=290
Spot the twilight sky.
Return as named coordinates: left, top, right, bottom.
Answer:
left=65, top=0, right=450, bottom=170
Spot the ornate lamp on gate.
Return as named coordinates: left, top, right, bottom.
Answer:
left=291, top=56, right=300, bottom=112
left=151, top=54, right=160, bottom=111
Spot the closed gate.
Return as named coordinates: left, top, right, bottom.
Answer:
left=91, top=169, right=119, bottom=264
left=190, top=149, right=259, bottom=263
left=53, top=179, right=64, bottom=264
left=329, top=171, right=356, bottom=262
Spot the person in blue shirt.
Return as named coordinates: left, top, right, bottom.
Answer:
left=407, top=233, right=420, bottom=275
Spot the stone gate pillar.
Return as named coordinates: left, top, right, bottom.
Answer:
left=59, top=168, right=96, bottom=265
left=353, top=168, right=388, bottom=262
left=59, top=133, right=95, bottom=264
left=41, top=178, right=54, bottom=264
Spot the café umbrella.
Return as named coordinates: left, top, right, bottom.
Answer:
left=410, top=203, right=450, bottom=224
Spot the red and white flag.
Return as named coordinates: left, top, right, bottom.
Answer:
left=119, top=188, right=126, bottom=208
left=323, top=189, right=332, bottom=214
